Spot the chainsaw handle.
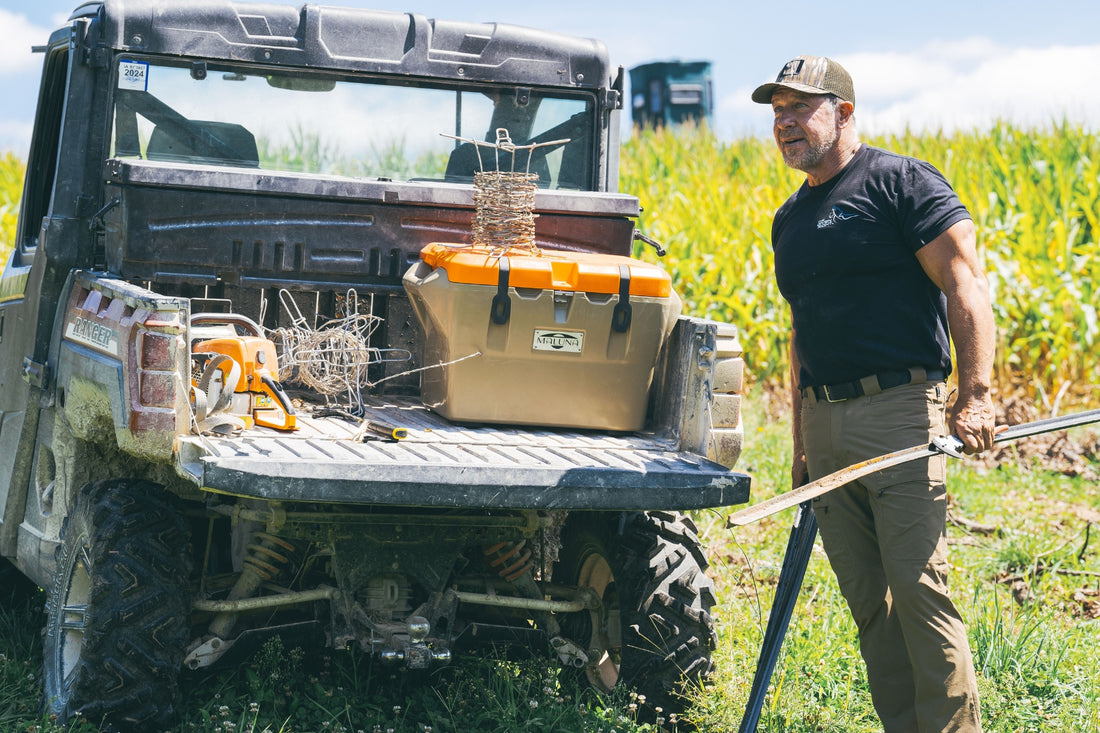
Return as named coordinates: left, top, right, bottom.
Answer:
left=260, top=374, right=295, bottom=417
left=191, top=313, right=263, bottom=337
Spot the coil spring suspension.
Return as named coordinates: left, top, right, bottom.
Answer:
left=242, top=532, right=297, bottom=582
left=208, top=532, right=297, bottom=640
left=482, top=538, right=572, bottom=648
left=483, top=540, right=533, bottom=582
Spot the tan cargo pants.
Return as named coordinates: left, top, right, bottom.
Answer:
left=802, top=380, right=982, bottom=733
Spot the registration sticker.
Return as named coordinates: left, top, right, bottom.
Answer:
left=118, top=60, right=150, bottom=91
left=532, top=329, right=583, bottom=354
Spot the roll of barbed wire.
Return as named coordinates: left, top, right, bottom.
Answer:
left=472, top=170, right=539, bottom=250
left=295, top=322, right=375, bottom=397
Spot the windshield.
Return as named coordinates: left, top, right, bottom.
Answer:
left=111, top=59, right=597, bottom=190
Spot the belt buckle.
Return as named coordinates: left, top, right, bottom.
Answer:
left=822, top=384, right=845, bottom=403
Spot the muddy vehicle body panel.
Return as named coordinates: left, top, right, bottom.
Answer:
left=0, top=1, right=749, bottom=727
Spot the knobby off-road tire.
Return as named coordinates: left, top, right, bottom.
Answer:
left=554, top=510, right=717, bottom=719
left=43, top=479, right=192, bottom=731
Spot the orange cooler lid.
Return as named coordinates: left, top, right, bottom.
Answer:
left=419, top=243, right=672, bottom=298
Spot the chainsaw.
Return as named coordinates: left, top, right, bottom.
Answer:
left=190, top=326, right=298, bottom=433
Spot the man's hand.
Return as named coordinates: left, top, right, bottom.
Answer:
left=950, top=392, right=1000, bottom=454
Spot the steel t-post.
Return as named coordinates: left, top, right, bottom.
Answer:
left=738, top=500, right=819, bottom=732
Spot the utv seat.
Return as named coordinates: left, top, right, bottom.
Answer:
left=147, top=121, right=259, bottom=168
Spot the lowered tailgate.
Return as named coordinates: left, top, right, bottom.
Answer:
left=176, top=397, right=749, bottom=510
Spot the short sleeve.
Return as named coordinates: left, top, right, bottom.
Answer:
left=899, top=159, right=971, bottom=251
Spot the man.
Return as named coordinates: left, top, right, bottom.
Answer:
left=752, top=55, right=998, bottom=733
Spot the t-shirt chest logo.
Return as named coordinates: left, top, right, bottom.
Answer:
left=817, top=206, right=859, bottom=230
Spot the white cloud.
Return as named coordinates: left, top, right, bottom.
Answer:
left=0, top=120, right=34, bottom=155
left=719, top=41, right=1100, bottom=138
left=854, top=42, right=1100, bottom=135
left=0, top=9, right=50, bottom=75
left=841, top=38, right=1001, bottom=103
left=717, top=91, right=770, bottom=139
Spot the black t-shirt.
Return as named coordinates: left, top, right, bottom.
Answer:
left=772, top=145, right=970, bottom=388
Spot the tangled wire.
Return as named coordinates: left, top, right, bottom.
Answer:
left=266, top=289, right=408, bottom=413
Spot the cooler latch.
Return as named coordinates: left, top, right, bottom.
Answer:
left=491, top=256, right=512, bottom=325
left=612, top=265, right=632, bottom=333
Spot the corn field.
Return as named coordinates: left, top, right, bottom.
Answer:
left=622, top=122, right=1100, bottom=409
left=2, top=123, right=1097, bottom=407
left=0, top=152, right=22, bottom=265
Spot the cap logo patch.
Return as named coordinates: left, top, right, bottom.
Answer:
left=778, top=59, right=804, bottom=80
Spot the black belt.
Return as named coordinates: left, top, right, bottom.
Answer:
left=803, top=367, right=946, bottom=403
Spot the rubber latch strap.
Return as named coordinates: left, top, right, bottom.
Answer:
left=491, top=256, right=511, bottom=325
left=612, top=264, right=632, bottom=333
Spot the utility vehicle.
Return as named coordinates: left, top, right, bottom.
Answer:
left=0, top=1, right=749, bottom=728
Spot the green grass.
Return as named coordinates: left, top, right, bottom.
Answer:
left=172, top=642, right=653, bottom=733
left=0, top=573, right=49, bottom=730
left=684, top=392, right=1100, bottom=732
left=1, top=390, right=1097, bottom=732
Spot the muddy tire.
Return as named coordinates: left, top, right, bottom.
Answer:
left=43, top=479, right=192, bottom=731
left=554, top=510, right=717, bottom=718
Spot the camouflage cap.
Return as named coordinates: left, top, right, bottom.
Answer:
left=751, top=55, right=855, bottom=105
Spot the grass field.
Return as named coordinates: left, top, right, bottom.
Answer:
left=1, top=123, right=1098, bottom=731
left=2, top=389, right=1097, bottom=732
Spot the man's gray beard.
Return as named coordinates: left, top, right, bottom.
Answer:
left=782, top=129, right=838, bottom=172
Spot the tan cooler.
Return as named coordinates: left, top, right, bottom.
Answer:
left=403, top=243, right=681, bottom=431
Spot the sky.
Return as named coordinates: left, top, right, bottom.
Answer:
left=3, top=0, right=1100, bottom=155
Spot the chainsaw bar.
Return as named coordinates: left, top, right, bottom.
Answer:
left=728, top=408, right=1100, bottom=527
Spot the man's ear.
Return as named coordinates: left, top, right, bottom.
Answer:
left=837, top=100, right=855, bottom=127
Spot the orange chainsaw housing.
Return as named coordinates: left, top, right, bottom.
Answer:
left=193, top=336, right=298, bottom=430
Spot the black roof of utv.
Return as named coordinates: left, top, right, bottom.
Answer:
left=71, top=0, right=614, bottom=91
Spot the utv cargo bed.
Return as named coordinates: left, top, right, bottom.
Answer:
left=177, top=396, right=750, bottom=509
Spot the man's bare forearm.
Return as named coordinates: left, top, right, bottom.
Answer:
left=790, top=332, right=807, bottom=486
left=915, top=219, right=998, bottom=452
